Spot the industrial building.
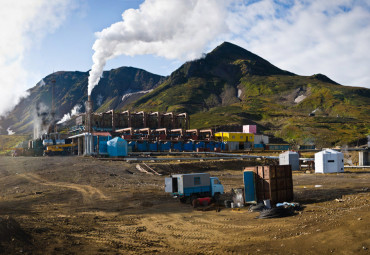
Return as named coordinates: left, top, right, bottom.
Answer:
left=62, top=108, right=298, bottom=156
left=73, top=110, right=189, bottom=132
left=214, top=132, right=254, bottom=151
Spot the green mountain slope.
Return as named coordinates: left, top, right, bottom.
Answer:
left=130, top=42, right=370, bottom=147
left=1, top=42, right=368, bottom=147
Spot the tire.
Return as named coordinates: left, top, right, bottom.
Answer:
left=190, top=194, right=198, bottom=204
left=192, top=199, right=200, bottom=208
left=213, top=193, right=220, bottom=202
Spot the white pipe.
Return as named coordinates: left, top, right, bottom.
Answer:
left=344, top=166, right=370, bottom=168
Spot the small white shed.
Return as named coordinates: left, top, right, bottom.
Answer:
left=279, top=151, right=300, bottom=171
left=315, top=149, right=344, bottom=173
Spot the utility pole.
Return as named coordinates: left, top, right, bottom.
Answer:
left=51, top=78, right=56, bottom=133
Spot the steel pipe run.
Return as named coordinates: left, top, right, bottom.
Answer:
left=129, top=151, right=318, bottom=162
left=129, top=151, right=279, bottom=160
left=124, top=156, right=249, bottom=162
left=344, top=166, right=370, bottom=168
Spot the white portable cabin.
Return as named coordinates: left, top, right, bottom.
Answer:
left=279, top=151, right=300, bottom=171
left=315, top=149, right=344, bottom=173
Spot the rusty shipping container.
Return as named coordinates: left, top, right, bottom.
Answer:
left=243, top=165, right=293, bottom=204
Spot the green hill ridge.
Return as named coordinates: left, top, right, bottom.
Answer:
left=1, top=41, right=369, bottom=148
left=129, top=42, right=370, bottom=147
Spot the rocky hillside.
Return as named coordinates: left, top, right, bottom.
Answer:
left=0, top=67, right=164, bottom=135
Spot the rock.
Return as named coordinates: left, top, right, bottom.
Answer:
left=357, top=217, right=362, bottom=221
left=0, top=216, right=31, bottom=243
left=136, top=226, right=147, bottom=232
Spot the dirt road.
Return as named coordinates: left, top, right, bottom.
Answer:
left=0, top=156, right=369, bottom=254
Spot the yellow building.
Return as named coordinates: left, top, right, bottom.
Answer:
left=215, top=132, right=254, bottom=142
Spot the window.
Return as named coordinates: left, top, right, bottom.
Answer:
left=328, top=160, right=335, bottom=163
left=213, top=179, right=220, bottom=185
left=232, top=136, right=235, bottom=139
left=240, top=136, right=243, bottom=139
left=194, top=177, right=201, bottom=185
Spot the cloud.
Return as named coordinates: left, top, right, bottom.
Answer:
left=89, top=0, right=370, bottom=92
left=88, top=0, right=229, bottom=94
left=226, top=0, right=370, bottom=87
left=0, top=0, right=77, bottom=116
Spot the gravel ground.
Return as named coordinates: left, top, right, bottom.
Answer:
left=0, top=156, right=369, bottom=254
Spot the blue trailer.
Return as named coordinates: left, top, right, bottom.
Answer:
left=165, top=173, right=224, bottom=203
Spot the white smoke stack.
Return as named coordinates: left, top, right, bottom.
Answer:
left=87, top=0, right=228, bottom=95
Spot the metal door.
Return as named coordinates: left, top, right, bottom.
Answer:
left=165, top=178, right=173, bottom=193
left=243, top=171, right=256, bottom=203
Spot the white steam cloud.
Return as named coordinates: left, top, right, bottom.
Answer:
left=88, top=0, right=228, bottom=95
left=225, top=0, right=370, bottom=87
left=122, top=89, right=153, bottom=102
left=7, top=127, right=15, bottom=135
left=57, top=104, right=82, bottom=124
left=89, top=0, right=370, bottom=91
left=0, top=0, right=76, bottom=116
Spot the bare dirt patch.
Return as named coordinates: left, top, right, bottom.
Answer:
left=0, top=156, right=369, bottom=254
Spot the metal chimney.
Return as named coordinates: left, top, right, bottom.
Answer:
left=86, top=95, right=92, bottom=133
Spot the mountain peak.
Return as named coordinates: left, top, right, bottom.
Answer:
left=205, top=41, right=295, bottom=76
left=310, top=73, right=339, bottom=85
left=208, top=41, right=259, bottom=61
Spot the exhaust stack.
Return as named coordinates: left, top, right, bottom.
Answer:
left=86, top=95, right=92, bottom=133
left=84, top=95, right=93, bottom=156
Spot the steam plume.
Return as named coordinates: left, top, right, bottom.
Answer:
left=33, top=102, right=51, bottom=139
left=88, top=0, right=228, bottom=95
left=57, top=104, right=82, bottom=124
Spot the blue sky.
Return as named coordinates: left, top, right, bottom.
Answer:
left=25, top=1, right=177, bottom=76
left=23, top=0, right=183, bottom=82
left=1, top=0, right=370, bottom=116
